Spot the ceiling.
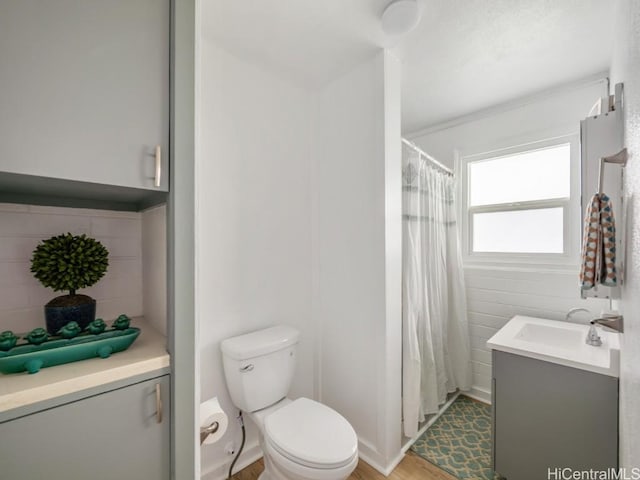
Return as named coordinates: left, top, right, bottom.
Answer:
left=202, top=0, right=616, bottom=132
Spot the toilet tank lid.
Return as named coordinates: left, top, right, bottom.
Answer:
left=221, top=325, right=300, bottom=360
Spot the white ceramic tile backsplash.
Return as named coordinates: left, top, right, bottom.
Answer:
left=464, top=267, right=609, bottom=399
left=0, top=203, right=143, bottom=333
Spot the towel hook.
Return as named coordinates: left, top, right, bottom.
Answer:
left=598, top=148, right=628, bottom=194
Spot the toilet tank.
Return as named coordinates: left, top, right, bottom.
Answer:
left=221, top=325, right=300, bottom=412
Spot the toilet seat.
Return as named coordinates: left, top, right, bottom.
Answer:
left=264, top=397, right=358, bottom=469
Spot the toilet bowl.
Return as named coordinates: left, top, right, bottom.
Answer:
left=221, top=326, right=359, bottom=480
left=263, top=436, right=358, bottom=480
left=251, top=397, right=358, bottom=480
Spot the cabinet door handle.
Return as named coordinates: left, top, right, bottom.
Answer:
left=155, top=383, right=163, bottom=424
left=154, top=145, right=162, bottom=188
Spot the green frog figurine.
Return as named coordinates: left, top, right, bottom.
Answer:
left=57, top=321, right=82, bottom=339
left=0, top=331, right=18, bottom=351
left=24, top=328, right=49, bottom=345
left=86, top=318, right=107, bottom=335
left=112, top=314, right=131, bottom=331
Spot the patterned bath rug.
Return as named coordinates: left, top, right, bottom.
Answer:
left=410, top=395, right=498, bottom=480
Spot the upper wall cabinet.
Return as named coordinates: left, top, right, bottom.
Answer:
left=0, top=0, right=169, bottom=192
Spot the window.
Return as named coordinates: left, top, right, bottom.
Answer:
left=461, top=136, right=580, bottom=267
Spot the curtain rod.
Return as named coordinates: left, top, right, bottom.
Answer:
left=401, top=138, right=454, bottom=176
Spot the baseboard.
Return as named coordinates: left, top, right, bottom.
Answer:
left=462, top=386, right=491, bottom=404
left=356, top=436, right=407, bottom=476
left=201, top=443, right=263, bottom=480
left=382, top=450, right=406, bottom=476
left=358, top=447, right=405, bottom=477
left=356, top=438, right=383, bottom=473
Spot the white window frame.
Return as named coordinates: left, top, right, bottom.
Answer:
left=458, top=133, right=581, bottom=270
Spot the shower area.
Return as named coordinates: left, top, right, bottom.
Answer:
left=401, top=138, right=472, bottom=439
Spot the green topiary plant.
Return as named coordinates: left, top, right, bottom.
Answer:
left=31, top=233, right=109, bottom=295
left=30, top=233, right=109, bottom=333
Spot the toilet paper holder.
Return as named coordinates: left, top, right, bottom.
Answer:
left=200, top=421, right=220, bottom=445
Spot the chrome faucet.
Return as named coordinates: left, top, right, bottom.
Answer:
left=565, top=307, right=592, bottom=322
left=590, top=314, right=624, bottom=333
left=564, top=308, right=603, bottom=346
left=585, top=325, right=603, bottom=346
left=584, top=314, right=624, bottom=347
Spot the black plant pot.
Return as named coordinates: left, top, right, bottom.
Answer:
left=44, top=295, right=96, bottom=334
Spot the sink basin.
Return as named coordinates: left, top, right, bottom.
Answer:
left=515, top=323, right=583, bottom=349
left=487, top=315, right=620, bottom=377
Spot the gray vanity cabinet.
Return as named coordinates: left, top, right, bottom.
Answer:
left=0, top=375, right=170, bottom=480
left=492, top=351, right=618, bottom=480
left=0, top=0, right=169, bottom=191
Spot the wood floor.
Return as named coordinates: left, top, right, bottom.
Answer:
left=231, top=452, right=456, bottom=480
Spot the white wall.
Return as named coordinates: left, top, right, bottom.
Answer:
left=315, top=51, right=403, bottom=473
left=0, top=203, right=143, bottom=333
left=197, top=44, right=404, bottom=478
left=610, top=0, right=640, bottom=466
left=409, top=79, right=610, bottom=400
left=197, top=39, right=316, bottom=480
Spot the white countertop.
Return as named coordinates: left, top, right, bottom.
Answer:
left=0, top=317, right=170, bottom=414
left=486, top=315, right=620, bottom=378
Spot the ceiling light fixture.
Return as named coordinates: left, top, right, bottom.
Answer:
left=381, top=0, right=421, bottom=36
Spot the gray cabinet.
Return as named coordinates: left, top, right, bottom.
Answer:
left=0, top=0, right=169, bottom=191
left=492, top=351, right=618, bottom=480
left=0, top=375, right=170, bottom=480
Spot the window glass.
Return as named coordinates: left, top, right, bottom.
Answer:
left=469, top=144, right=570, bottom=207
left=472, top=208, right=564, bottom=253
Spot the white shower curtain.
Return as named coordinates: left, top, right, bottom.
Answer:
left=402, top=150, right=472, bottom=438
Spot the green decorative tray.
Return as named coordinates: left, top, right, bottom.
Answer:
left=0, top=327, right=140, bottom=375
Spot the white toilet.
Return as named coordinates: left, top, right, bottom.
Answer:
left=221, top=325, right=358, bottom=480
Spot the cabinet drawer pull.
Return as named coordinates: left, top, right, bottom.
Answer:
left=154, top=145, right=162, bottom=188
left=155, top=383, right=163, bottom=424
